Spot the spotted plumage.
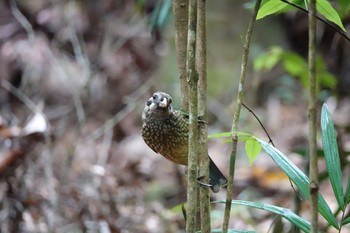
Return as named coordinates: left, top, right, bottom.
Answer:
left=141, top=91, right=227, bottom=192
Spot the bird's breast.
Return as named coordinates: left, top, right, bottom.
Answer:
left=142, top=114, right=189, bottom=165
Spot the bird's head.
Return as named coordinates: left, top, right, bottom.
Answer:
left=142, top=91, right=173, bottom=120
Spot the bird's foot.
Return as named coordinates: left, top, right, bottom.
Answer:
left=197, top=116, right=208, bottom=124
left=197, top=176, right=212, bottom=189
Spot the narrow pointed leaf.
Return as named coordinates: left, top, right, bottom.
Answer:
left=321, top=104, right=344, bottom=210
left=213, top=200, right=311, bottom=233
left=346, top=175, right=350, bottom=205
left=257, top=0, right=288, bottom=19
left=315, top=0, right=346, bottom=31
left=257, top=139, right=339, bottom=229
left=342, top=216, right=350, bottom=225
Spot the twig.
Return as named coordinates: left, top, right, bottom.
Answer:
left=0, top=80, right=57, bottom=230
left=67, top=24, right=88, bottom=126
left=10, top=0, right=35, bottom=43
left=68, top=26, right=91, bottom=121
left=280, top=0, right=350, bottom=43
left=89, top=102, right=136, bottom=140
left=241, top=103, right=304, bottom=231
left=222, top=0, right=262, bottom=232
left=46, top=48, right=86, bottom=127
left=242, top=102, right=275, bottom=146
left=88, top=76, right=155, bottom=141
left=92, top=129, right=113, bottom=189
left=308, top=0, right=319, bottom=232
left=1, top=80, right=39, bottom=113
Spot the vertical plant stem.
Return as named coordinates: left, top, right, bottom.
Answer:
left=197, top=0, right=211, bottom=232
left=173, top=0, right=189, bottom=110
left=222, top=0, right=262, bottom=232
left=186, top=0, right=199, bottom=232
left=308, top=0, right=319, bottom=232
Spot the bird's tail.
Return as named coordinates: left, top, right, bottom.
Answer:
left=209, top=157, right=227, bottom=193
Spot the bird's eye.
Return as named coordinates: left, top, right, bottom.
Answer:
left=168, top=98, right=172, bottom=104
left=146, top=100, right=152, bottom=106
left=152, top=93, right=157, bottom=99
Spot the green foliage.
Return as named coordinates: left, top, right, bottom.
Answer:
left=148, top=0, right=172, bottom=31
left=320, top=104, right=350, bottom=230
left=208, top=132, right=261, bottom=165
left=257, top=0, right=346, bottom=31
left=336, top=0, right=350, bottom=16
left=254, top=46, right=283, bottom=70
left=317, top=57, right=337, bottom=89
left=244, top=139, right=262, bottom=165
left=257, top=138, right=339, bottom=229
left=257, top=0, right=291, bottom=19
left=343, top=216, right=350, bottom=226
left=321, top=104, right=344, bottom=210
left=254, top=46, right=337, bottom=90
left=208, top=106, right=350, bottom=231
left=169, top=202, right=187, bottom=213
left=214, top=200, right=312, bottom=233
left=316, top=0, right=346, bottom=31
left=254, top=104, right=350, bottom=231
left=346, top=175, right=350, bottom=205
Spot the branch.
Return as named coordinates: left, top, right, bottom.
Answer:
left=186, top=0, right=199, bottom=232
left=242, top=102, right=275, bottom=146
left=197, top=0, right=211, bottom=232
left=173, top=0, right=189, bottom=110
left=308, top=0, right=319, bottom=232
left=280, top=0, right=350, bottom=43
left=10, top=0, right=35, bottom=42
left=222, top=0, right=262, bottom=232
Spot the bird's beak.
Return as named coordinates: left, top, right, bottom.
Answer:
left=158, top=97, right=168, bottom=108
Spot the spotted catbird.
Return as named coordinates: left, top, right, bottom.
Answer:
left=141, top=91, right=227, bottom=192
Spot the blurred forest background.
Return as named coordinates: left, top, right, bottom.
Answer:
left=0, top=0, right=349, bottom=232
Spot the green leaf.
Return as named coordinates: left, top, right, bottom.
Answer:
left=149, top=0, right=172, bottom=30
left=315, top=0, right=346, bottom=31
left=213, top=200, right=311, bottom=233
left=245, top=139, right=262, bottom=165
left=316, top=57, right=337, bottom=88
left=321, top=104, right=344, bottom=210
left=337, top=0, right=350, bottom=16
left=208, top=132, right=232, bottom=139
left=343, top=216, right=350, bottom=225
left=282, top=52, right=306, bottom=77
left=254, top=47, right=283, bottom=71
left=157, top=0, right=172, bottom=28
left=169, top=202, right=186, bottom=213
left=257, top=0, right=288, bottom=19
left=256, top=139, right=308, bottom=198
left=346, top=174, right=350, bottom=204
left=208, top=131, right=253, bottom=140
left=223, top=139, right=232, bottom=144
left=256, top=139, right=339, bottom=229
left=317, top=72, right=337, bottom=88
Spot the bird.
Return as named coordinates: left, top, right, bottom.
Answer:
left=141, top=91, right=227, bottom=192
